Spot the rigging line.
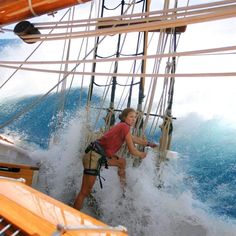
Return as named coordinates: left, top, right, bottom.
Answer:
left=31, top=3, right=236, bottom=33
left=85, top=0, right=102, bottom=127
left=104, top=0, right=144, bottom=10
left=95, top=53, right=117, bottom=58
left=116, top=22, right=143, bottom=109
left=51, top=9, right=74, bottom=133
left=116, top=77, right=132, bottom=111
left=0, top=28, right=14, bottom=33
left=57, top=10, right=73, bottom=93
left=135, top=0, right=149, bottom=114
left=104, top=2, right=122, bottom=10
left=117, top=44, right=142, bottom=110
left=149, top=86, right=166, bottom=138
left=2, top=45, right=236, bottom=65
left=78, top=1, right=95, bottom=108
left=149, top=1, right=175, bottom=139
left=109, top=0, right=126, bottom=114
left=0, top=39, right=108, bottom=130
left=149, top=43, right=176, bottom=137
left=0, top=9, right=72, bottom=91
left=120, top=52, right=143, bottom=56
left=2, top=64, right=236, bottom=77
left=143, top=31, right=169, bottom=132
left=118, top=49, right=145, bottom=111
left=88, top=0, right=134, bottom=106
left=33, top=0, right=236, bottom=28
left=86, top=0, right=103, bottom=129
left=91, top=0, right=115, bottom=127
left=28, top=0, right=38, bottom=16
left=130, top=0, right=149, bottom=111
left=87, top=0, right=107, bottom=105
left=23, top=4, right=236, bottom=43
left=93, top=80, right=140, bottom=87
left=117, top=81, right=140, bottom=86
left=134, top=32, right=156, bottom=128
left=92, top=1, right=137, bottom=128
left=142, top=30, right=167, bottom=114
left=104, top=0, right=134, bottom=114
left=95, top=52, right=144, bottom=58
left=150, top=43, right=179, bottom=138
left=93, top=77, right=112, bottom=131
left=65, top=2, right=96, bottom=110
left=93, top=81, right=112, bottom=87
left=60, top=8, right=78, bottom=116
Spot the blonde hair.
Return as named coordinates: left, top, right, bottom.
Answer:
left=119, top=108, right=135, bottom=121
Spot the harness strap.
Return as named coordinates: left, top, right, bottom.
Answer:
left=85, top=141, right=108, bottom=188
left=84, top=169, right=98, bottom=176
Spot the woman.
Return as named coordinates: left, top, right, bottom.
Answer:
left=74, top=108, right=157, bottom=210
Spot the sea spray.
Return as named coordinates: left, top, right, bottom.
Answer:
left=30, top=109, right=89, bottom=204
left=83, top=150, right=236, bottom=236
left=3, top=109, right=236, bottom=236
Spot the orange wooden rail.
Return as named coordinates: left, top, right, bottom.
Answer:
left=0, top=0, right=91, bottom=26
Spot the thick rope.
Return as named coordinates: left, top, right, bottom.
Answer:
left=33, top=0, right=236, bottom=28
left=21, top=3, right=236, bottom=42
left=1, top=63, right=236, bottom=77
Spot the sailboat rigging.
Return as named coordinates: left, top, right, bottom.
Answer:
left=0, top=0, right=235, bottom=165
left=1, top=0, right=236, bottom=235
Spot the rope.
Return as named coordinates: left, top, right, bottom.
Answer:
left=91, top=0, right=139, bottom=131
left=0, top=39, right=109, bottom=130
left=54, top=223, right=127, bottom=234
left=1, top=63, right=236, bottom=77
left=0, top=9, right=73, bottom=91
left=78, top=1, right=95, bottom=108
left=33, top=0, right=236, bottom=28
left=93, top=80, right=140, bottom=87
left=2, top=45, right=235, bottom=66
left=141, top=28, right=168, bottom=132
left=28, top=0, right=38, bottom=16
left=21, top=3, right=236, bottom=42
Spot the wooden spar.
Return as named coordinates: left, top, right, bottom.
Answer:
left=0, top=0, right=91, bottom=26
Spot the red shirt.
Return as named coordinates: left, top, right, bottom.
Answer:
left=98, top=122, right=130, bottom=157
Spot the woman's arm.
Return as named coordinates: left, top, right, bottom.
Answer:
left=125, top=132, right=146, bottom=159
left=132, top=135, right=158, bottom=148
left=131, top=135, right=147, bottom=146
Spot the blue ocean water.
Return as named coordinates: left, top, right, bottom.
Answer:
left=0, top=89, right=89, bottom=148
left=173, top=115, right=236, bottom=219
left=0, top=39, right=236, bottom=234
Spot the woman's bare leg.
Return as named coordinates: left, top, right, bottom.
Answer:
left=107, top=156, right=126, bottom=188
left=74, top=174, right=96, bottom=210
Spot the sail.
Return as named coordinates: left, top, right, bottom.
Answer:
left=0, top=0, right=91, bottom=26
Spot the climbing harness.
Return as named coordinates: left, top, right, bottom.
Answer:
left=84, top=141, right=108, bottom=188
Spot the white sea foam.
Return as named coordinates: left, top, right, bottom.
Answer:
left=21, top=113, right=236, bottom=236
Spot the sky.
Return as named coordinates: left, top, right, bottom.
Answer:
left=0, top=0, right=236, bottom=123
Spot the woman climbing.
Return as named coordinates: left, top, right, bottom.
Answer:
left=74, top=108, right=157, bottom=210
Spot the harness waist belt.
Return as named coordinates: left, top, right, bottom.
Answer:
left=85, top=141, right=106, bottom=157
